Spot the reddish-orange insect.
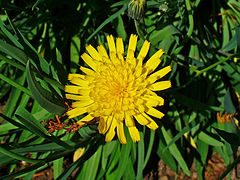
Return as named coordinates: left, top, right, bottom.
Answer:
left=42, top=101, right=83, bottom=133
left=217, top=112, right=233, bottom=124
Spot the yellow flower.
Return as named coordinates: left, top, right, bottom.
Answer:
left=65, top=34, right=171, bottom=144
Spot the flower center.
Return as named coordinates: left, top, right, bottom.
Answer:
left=88, top=60, right=145, bottom=117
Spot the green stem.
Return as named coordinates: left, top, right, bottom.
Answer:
left=185, top=0, right=194, bottom=37
left=0, top=144, right=42, bottom=164
left=134, top=20, right=145, bottom=41
left=194, top=53, right=240, bottom=78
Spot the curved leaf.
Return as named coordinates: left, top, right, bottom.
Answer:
left=26, top=61, right=67, bottom=115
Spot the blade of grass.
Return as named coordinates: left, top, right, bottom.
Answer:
left=136, top=131, right=144, bottom=180
left=0, top=73, right=31, bottom=96
left=0, top=144, right=42, bottom=163
left=162, top=126, right=190, bottom=176
left=143, top=130, right=155, bottom=168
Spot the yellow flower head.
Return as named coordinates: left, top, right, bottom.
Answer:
left=65, top=34, right=171, bottom=144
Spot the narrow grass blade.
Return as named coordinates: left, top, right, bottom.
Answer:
left=162, top=126, right=190, bottom=176
left=198, top=132, right=223, bottom=147
left=0, top=144, right=42, bottom=164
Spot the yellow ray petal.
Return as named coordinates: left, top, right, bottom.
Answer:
left=69, top=78, right=89, bottom=87
left=125, top=113, right=135, bottom=127
left=107, top=35, right=116, bottom=60
left=97, top=45, right=109, bottom=59
left=149, top=81, right=171, bottom=91
left=147, top=66, right=172, bottom=84
left=144, top=96, right=164, bottom=107
left=67, top=107, right=88, bottom=119
left=105, top=117, right=117, bottom=142
left=81, top=53, right=97, bottom=71
left=98, top=117, right=106, bottom=134
left=77, top=114, right=94, bottom=124
left=145, top=49, right=164, bottom=73
left=134, top=114, right=150, bottom=125
left=117, top=122, right=127, bottom=144
left=65, top=94, right=91, bottom=101
left=65, top=85, right=82, bottom=94
left=146, top=107, right=164, bottom=119
left=80, top=66, right=95, bottom=75
left=116, top=37, right=124, bottom=62
left=148, top=49, right=164, bottom=62
left=128, top=127, right=140, bottom=142
left=68, top=74, right=85, bottom=80
left=144, top=58, right=161, bottom=73
left=102, top=115, right=114, bottom=134
left=146, top=121, right=159, bottom=130
left=72, top=100, right=94, bottom=108
left=127, top=34, right=138, bottom=59
left=137, top=40, right=150, bottom=61
left=86, top=45, right=102, bottom=61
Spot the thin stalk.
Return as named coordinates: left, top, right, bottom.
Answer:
left=134, top=19, right=145, bottom=41
left=194, top=53, right=240, bottom=78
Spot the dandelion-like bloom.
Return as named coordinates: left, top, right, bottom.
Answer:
left=65, top=34, right=171, bottom=144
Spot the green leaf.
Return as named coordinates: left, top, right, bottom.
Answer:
left=53, top=158, right=64, bottom=180
left=143, top=130, right=155, bottom=168
left=26, top=61, right=67, bottom=115
left=149, top=25, right=180, bottom=46
left=224, top=89, right=236, bottom=114
left=0, top=40, right=27, bottom=64
left=115, top=16, right=127, bottom=41
left=108, top=143, right=132, bottom=180
left=213, top=127, right=240, bottom=153
left=0, top=18, right=23, bottom=49
left=102, top=141, right=117, bottom=170
left=0, top=72, right=31, bottom=96
left=162, top=123, right=199, bottom=153
left=157, top=132, right=177, bottom=172
left=77, top=146, right=102, bottom=180
left=57, top=138, right=103, bottom=180
left=198, top=132, right=223, bottom=147
left=15, top=106, right=48, bottom=136
left=14, top=143, right=65, bottom=153
left=162, top=126, right=190, bottom=176
left=136, top=131, right=144, bottom=180
left=0, top=144, right=42, bottom=164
